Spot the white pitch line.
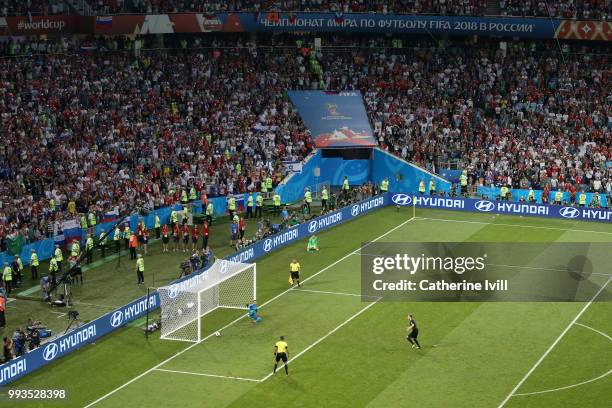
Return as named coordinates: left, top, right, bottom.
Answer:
left=291, top=288, right=376, bottom=298
left=574, top=322, right=612, bottom=342
left=153, top=368, right=260, bottom=383
left=259, top=298, right=381, bottom=382
left=414, top=217, right=612, bottom=235
left=84, top=215, right=416, bottom=407
left=498, top=276, right=612, bottom=407
left=513, top=368, right=612, bottom=396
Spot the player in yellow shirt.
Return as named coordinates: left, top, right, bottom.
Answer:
left=273, top=336, right=289, bottom=375
left=289, top=259, right=301, bottom=287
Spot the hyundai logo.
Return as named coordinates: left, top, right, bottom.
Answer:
left=220, top=260, right=229, bottom=274
left=110, top=311, right=124, bottom=328
left=351, top=205, right=360, bottom=217
left=263, top=238, right=273, bottom=252
left=559, top=207, right=580, bottom=219
left=391, top=194, right=412, bottom=206
left=475, top=200, right=495, bottom=212
left=168, top=285, right=178, bottom=299
left=308, top=220, right=318, bottom=233
left=43, top=343, right=59, bottom=361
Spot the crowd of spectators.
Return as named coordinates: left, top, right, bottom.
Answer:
left=0, top=0, right=66, bottom=16
left=499, top=0, right=611, bottom=20
left=3, top=0, right=610, bottom=20
left=0, top=36, right=313, bottom=245
left=93, top=0, right=487, bottom=15
left=0, top=34, right=610, bottom=248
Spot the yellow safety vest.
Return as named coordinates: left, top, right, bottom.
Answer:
left=136, top=258, right=144, bottom=272
left=305, top=191, right=312, bottom=203
left=54, top=248, right=63, bottom=262
left=321, top=189, right=328, bottom=200
left=31, top=253, right=39, bottom=266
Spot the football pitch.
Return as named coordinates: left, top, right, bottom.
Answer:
left=7, top=207, right=612, bottom=408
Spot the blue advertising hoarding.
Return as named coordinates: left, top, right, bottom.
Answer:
left=288, top=91, right=376, bottom=148
left=390, top=193, right=612, bottom=223
left=252, top=13, right=556, bottom=38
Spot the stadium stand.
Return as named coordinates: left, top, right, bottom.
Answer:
left=0, top=35, right=610, bottom=248
left=0, top=0, right=68, bottom=16
left=2, top=0, right=609, bottom=19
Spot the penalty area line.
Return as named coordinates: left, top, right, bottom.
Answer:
left=153, top=368, right=261, bottom=383
left=84, top=216, right=415, bottom=407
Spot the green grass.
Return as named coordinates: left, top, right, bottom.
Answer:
left=4, top=207, right=611, bottom=408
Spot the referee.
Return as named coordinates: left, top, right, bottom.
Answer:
left=289, top=259, right=301, bottom=287
left=406, top=314, right=421, bottom=349
left=273, top=336, right=289, bottom=375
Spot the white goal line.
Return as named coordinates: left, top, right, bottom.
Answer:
left=84, top=216, right=416, bottom=407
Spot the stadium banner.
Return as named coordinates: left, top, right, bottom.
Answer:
left=82, top=13, right=611, bottom=41
left=390, top=194, right=612, bottom=223
left=288, top=91, right=377, bottom=148
left=0, top=15, right=84, bottom=36
left=0, top=194, right=389, bottom=385
left=0, top=14, right=609, bottom=40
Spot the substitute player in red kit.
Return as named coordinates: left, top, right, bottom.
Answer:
left=201, top=221, right=209, bottom=250
left=182, top=223, right=190, bottom=253
left=191, top=224, right=199, bottom=252
left=162, top=224, right=169, bottom=253
left=172, top=223, right=180, bottom=253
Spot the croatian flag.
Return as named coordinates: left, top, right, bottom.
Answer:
left=95, top=16, right=113, bottom=30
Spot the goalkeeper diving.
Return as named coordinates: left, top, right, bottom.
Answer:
left=307, top=234, right=319, bottom=252
left=247, top=300, right=262, bottom=323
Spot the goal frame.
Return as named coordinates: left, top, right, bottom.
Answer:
left=159, top=262, right=257, bottom=343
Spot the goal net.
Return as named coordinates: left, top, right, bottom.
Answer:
left=158, top=260, right=256, bottom=343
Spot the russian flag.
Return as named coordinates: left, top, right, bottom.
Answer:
left=101, top=208, right=119, bottom=223
left=95, top=16, right=113, bottom=30
left=62, top=219, right=83, bottom=247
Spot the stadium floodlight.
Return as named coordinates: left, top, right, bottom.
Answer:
left=158, top=260, right=256, bottom=343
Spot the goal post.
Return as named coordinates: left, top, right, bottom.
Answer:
left=158, top=260, right=256, bottom=343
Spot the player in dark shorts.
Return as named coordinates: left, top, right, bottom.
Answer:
left=273, top=336, right=289, bottom=375
left=406, top=314, right=421, bottom=349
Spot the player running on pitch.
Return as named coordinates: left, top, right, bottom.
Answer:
left=247, top=300, right=262, bottom=323
left=406, top=314, right=421, bottom=349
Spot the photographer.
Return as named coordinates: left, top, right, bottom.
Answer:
left=189, top=251, right=202, bottom=272
left=12, top=327, right=26, bottom=357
